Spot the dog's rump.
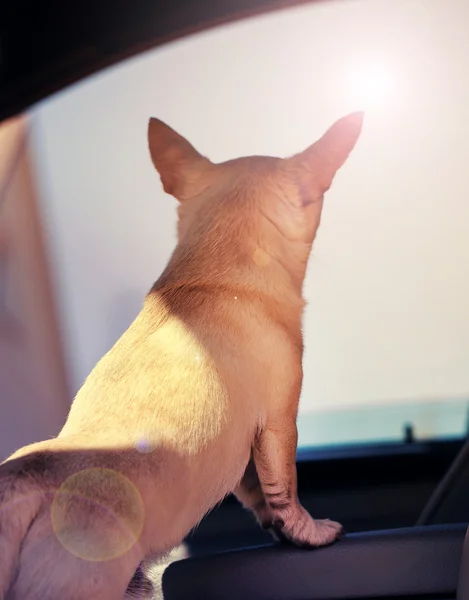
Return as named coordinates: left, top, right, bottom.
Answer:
left=0, top=449, right=150, bottom=600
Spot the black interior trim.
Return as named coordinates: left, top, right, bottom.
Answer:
left=457, top=527, right=469, bottom=600
left=163, top=524, right=468, bottom=600
left=297, top=438, right=464, bottom=463
left=418, top=438, right=469, bottom=526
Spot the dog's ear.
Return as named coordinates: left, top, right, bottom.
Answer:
left=148, top=118, right=214, bottom=201
left=288, top=112, right=364, bottom=205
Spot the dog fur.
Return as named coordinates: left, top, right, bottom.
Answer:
left=0, top=112, right=363, bottom=599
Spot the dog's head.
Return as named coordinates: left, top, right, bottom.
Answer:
left=148, top=114, right=363, bottom=285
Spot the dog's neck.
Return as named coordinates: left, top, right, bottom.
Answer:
left=153, top=232, right=307, bottom=307
left=161, top=192, right=310, bottom=295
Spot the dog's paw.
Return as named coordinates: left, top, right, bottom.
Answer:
left=270, top=505, right=343, bottom=548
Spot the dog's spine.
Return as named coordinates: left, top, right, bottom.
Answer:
left=0, top=475, right=42, bottom=598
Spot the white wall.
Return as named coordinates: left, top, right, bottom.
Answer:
left=30, top=0, right=469, bottom=445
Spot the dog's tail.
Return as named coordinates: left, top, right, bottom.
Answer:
left=0, top=462, right=43, bottom=598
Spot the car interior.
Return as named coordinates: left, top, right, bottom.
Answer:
left=1, top=0, right=469, bottom=599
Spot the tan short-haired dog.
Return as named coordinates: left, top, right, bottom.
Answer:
left=0, top=112, right=363, bottom=599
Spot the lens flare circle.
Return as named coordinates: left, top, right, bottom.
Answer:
left=51, top=468, right=145, bottom=562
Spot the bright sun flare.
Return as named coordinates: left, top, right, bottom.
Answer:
left=346, top=64, right=396, bottom=110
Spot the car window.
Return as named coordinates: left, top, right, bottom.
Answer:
left=29, top=0, right=469, bottom=449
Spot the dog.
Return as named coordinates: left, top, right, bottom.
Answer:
left=0, top=111, right=363, bottom=599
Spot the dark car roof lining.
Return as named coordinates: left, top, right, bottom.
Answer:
left=0, top=0, right=337, bottom=123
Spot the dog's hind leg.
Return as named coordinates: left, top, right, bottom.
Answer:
left=233, top=455, right=273, bottom=530
left=0, top=474, right=42, bottom=598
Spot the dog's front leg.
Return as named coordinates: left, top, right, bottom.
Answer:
left=252, top=415, right=343, bottom=548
